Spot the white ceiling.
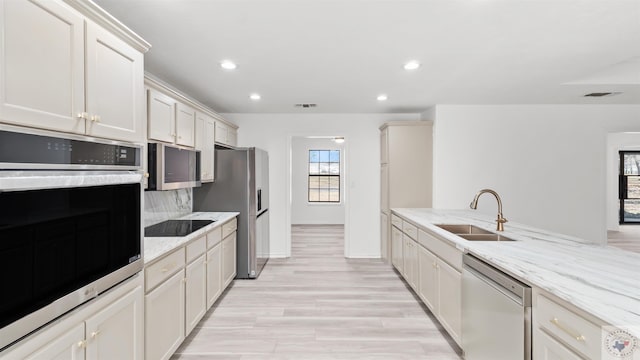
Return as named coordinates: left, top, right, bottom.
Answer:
left=94, top=0, right=640, bottom=114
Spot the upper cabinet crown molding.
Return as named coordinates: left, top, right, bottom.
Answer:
left=144, top=73, right=238, bottom=130
left=62, top=0, right=151, bottom=53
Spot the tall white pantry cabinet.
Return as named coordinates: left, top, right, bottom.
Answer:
left=380, top=121, right=433, bottom=262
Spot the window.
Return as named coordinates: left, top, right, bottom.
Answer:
left=619, top=151, right=640, bottom=224
left=308, top=150, right=340, bottom=203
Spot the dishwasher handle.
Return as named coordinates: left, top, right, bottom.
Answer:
left=463, top=253, right=531, bottom=307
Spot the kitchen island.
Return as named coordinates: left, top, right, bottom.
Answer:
left=392, top=208, right=640, bottom=359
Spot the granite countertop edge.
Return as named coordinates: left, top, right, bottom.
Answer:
left=391, top=208, right=640, bottom=338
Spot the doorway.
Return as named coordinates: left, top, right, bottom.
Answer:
left=289, top=136, right=347, bottom=256
left=619, top=151, right=640, bottom=224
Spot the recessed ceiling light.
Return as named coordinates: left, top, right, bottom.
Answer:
left=333, top=137, right=345, bottom=144
left=377, top=94, right=388, bottom=101
left=404, top=61, right=420, bottom=70
left=249, top=93, right=261, bottom=100
left=220, top=60, right=237, bottom=70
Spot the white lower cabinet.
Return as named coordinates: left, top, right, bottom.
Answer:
left=418, top=245, right=438, bottom=311
left=392, top=214, right=462, bottom=347
left=143, top=216, right=237, bottom=360
left=436, top=259, right=462, bottom=343
left=222, top=232, right=237, bottom=287
left=206, top=242, right=223, bottom=308
left=145, top=270, right=185, bottom=360
left=1, top=276, right=143, bottom=360
left=534, top=327, right=583, bottom=360
left=23, top=323, right=86, bottom=360
left=185, top=255, right=207, bottom=336
left=391, top=226, right=404, bottom=272
left=85, top=285, right=144, bottom=360
left=402, top=235, right=418, bottom=291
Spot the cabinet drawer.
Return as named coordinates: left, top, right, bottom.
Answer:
left=536, top=294, right=601, bottom=359
left=402, top=221, right=418, bottom=240
left=418, top=229, right=462, bottom=271
left=145, top=248, right=185, bottom=292
left=186, top=235, right=206, bottom=263
left=391, top=214, right=402, bottom=229
left=222, top=218, right=238, bottom=238
left=207, top=226, right=222, bottom=248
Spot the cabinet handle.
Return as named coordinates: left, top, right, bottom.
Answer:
left=90, top=115, right=100, bottom=122
left=161, top=262, right=175, bottom=273
left=77, top=340, right=87, bottom=349
left=550, top=318, right=585, bottom=342
left=432, top=262, right=437, bottom=268
left=144, top=172, right=150, bottom=178
left=77, top=112, right=89, bottom=120
left=91, top=330, right=100, bottom=339
left=183, top=278, right=187, bottom=283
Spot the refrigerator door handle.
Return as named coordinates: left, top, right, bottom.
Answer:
left=257, top=188, right=262, bottom=212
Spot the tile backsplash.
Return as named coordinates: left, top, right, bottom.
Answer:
left=144, top=188, right=192, bottom=227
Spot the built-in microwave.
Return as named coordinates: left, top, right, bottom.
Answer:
left=0, top=125, right=143, bottom=351
left=148, top=143, right=201, bottom=191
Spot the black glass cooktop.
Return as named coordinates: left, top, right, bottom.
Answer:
left=145, top=219, right=214, bottom=237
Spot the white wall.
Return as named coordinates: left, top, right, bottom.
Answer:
left=606, top=133, right=640, bottom=230
left=431, top=105, right=640, bottom=244
left=291, top=137, right=345, bottom=225
left=222, top=113, right=420, bottom=258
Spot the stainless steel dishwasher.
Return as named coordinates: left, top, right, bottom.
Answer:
left=462, top=253, right=532, bottom=360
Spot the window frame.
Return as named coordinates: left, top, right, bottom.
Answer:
left=307, top=149, right=341, bottom=203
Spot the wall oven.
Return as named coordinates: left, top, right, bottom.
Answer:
left=0, top=125, right=144, bottom=351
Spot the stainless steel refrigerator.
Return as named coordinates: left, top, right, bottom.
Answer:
left=193, top=147, right=269, bottom=279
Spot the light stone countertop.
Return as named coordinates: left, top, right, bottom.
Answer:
left=392, top=208, right=640, bottom=339
left=143, top=212, right=239, bottom=264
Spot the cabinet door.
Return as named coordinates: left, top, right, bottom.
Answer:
left=23, top=323, right=85, bottom=360
left=147, top=89, right=176, bottom=143
left=185, top=255, right=207, bottom=335
left=222, top=232, right=237, bottom=287
left=0, top=0, right=85, bottom=134
left=206, top=242, right=223, bottom=308
left=85, top=21, right=144, bottom=143
left=227, top=127, right=238, bottom=146
left=533, top=327, right=583, bottom=360
left=391, top=226, right=403, bottom=272
left=402, top=237, right=411, bottom=278
left=380, top=164, right=389, bottom=214
left=409, top=240, right=419, bottom=290
left=145, top=271, right=185, bottom=360
left=195, top=111, right=215, bottom=182
left=418, top=245, right=438, bottom=311
left=380, top=212, right=389, bottom=261
left=175, top=103, right=195, bottom=147
left=380, top=128, right=388, bottom=164
left=214, top=121, right=228, bottom=144
left=85, top=286, right=144, bottom=360
left=437, top=259, right=461, bottom=344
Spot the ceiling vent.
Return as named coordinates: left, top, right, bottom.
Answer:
left=583, top=92, right=622, bottom=97
left=295, top=103, right=317, bottom=108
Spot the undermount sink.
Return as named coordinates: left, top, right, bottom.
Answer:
left=457, top=233, right=515, bottom=242
left=435, top=224, right=515, bottom=242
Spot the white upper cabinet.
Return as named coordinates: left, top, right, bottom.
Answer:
left=195, top=111, right=215, bottom=182
left=147, top=88, right=176, bottom=144
left=85, top=21, right=144, bottom=143
left=175, top=103, right=195, bottom=147
left=0, top=0, right=85, bottom=134
left=215, top=121, right=238, bottom=147
left=0, top=0, right=148, bottom=143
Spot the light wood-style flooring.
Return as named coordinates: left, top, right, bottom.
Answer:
left=172, top=225, right=463, bottom=359
left=608, top=226, right=640, bottom=253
